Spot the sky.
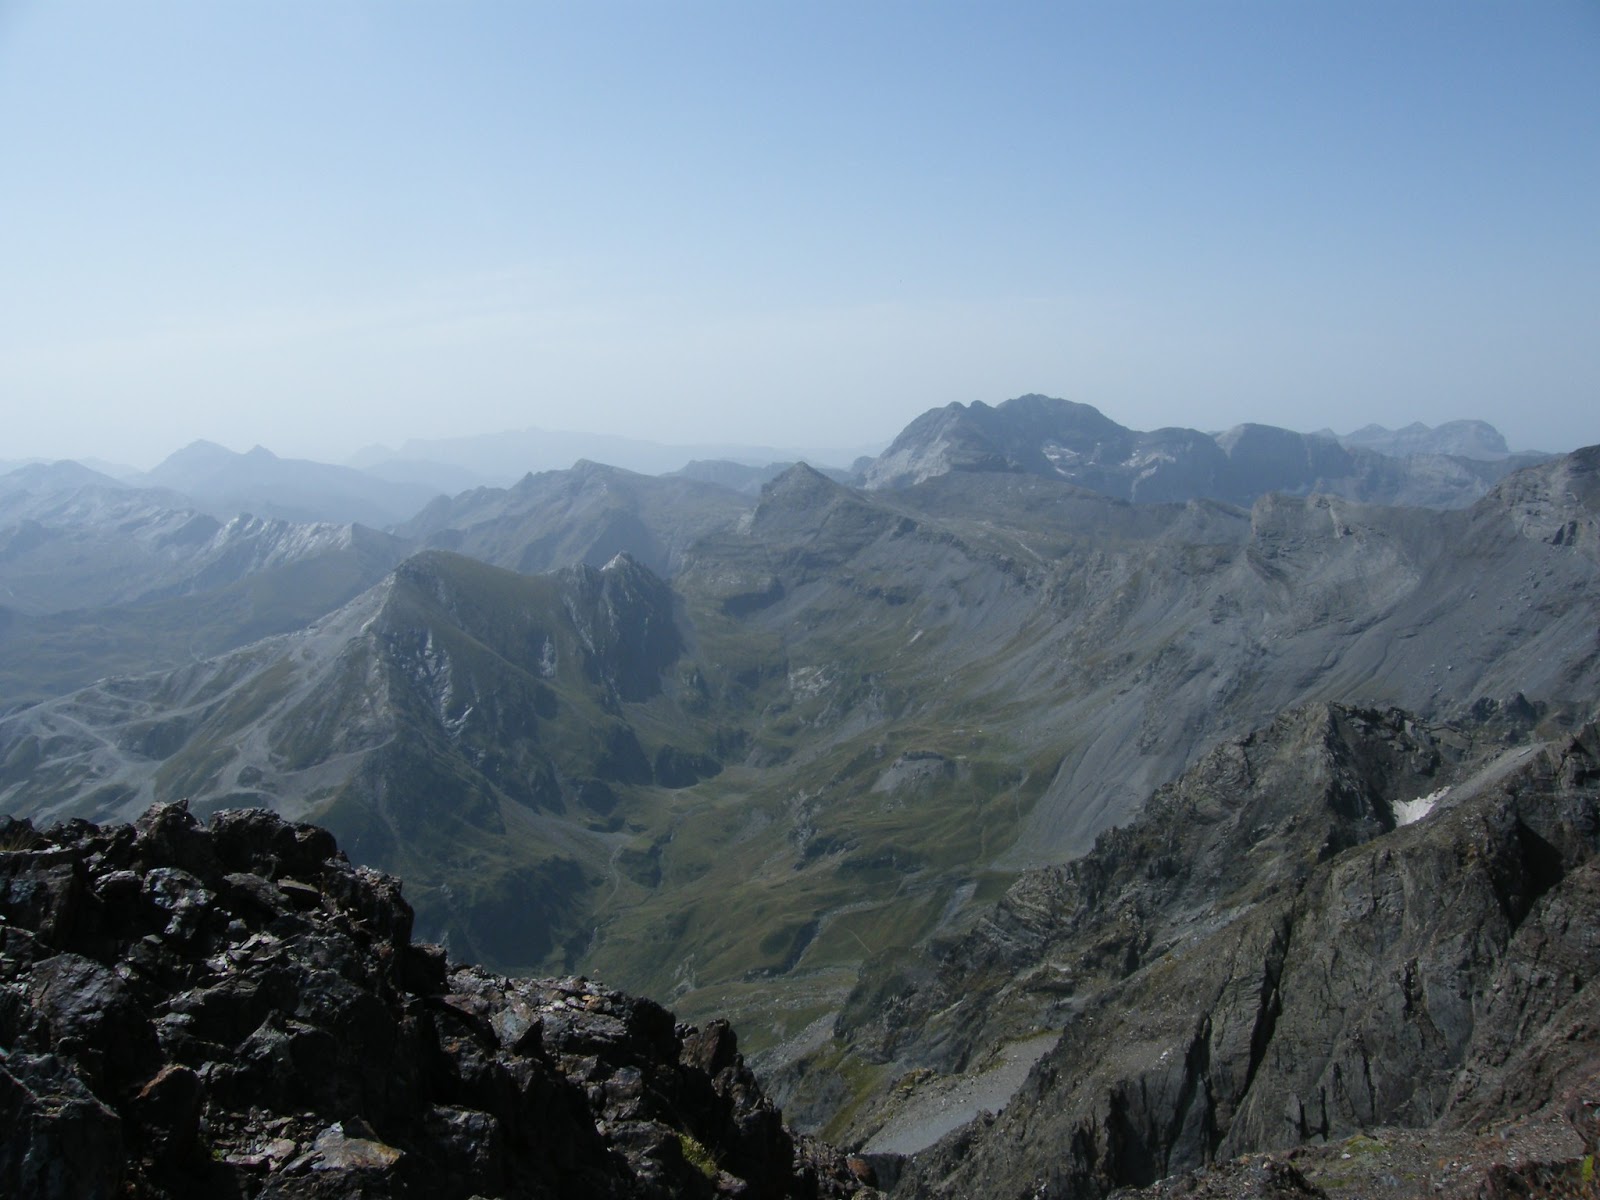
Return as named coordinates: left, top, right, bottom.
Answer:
left=0, top=1, right=1596, bottom=469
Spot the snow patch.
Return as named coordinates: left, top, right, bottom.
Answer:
left=1394, top=787, right=1448, bottom=827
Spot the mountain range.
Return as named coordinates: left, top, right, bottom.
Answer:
left=864, top=396, right=1543, bottom=507
left=1, top=395, right=1596, bottom=1196
left=139, top=440, right=442, bottom=528
left=4, top=399, right=1545, bottom=534
left=3, top=427, right=1595, bottom=1001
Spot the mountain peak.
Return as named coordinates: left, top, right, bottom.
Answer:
left=995, top=392, right=1119, bottom=429
left=154, top=439, right=238, bottom=470
left=864, top=393, right=1132, bottom=490
left=755, top=461, right=849, bottom=510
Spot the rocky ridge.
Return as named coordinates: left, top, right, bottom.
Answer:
left=400, top=460, right=751, bottom=580
left=802, top=703, right=1600, bottom=1197
left=0, top=802, right=876, bottom=1198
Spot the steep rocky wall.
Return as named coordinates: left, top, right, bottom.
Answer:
left=834, top=709, right=1600, bottom=1197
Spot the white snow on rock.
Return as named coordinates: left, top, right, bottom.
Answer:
left=1394, top=787, right=1448, bottom=827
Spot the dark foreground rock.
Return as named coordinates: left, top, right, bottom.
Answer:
left=1110, top=1075, right=1600, bottom=1200
left=0, top=804, right=875, bottom=1199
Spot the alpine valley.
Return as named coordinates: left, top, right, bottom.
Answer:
left=3, top=396, right=1598, bottom=1198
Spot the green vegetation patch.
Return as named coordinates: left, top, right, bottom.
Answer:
left=676, top=1132, right=719, bottom=1180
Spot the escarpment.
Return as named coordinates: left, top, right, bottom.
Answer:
left=802, top=705, right=1600, bottom=1198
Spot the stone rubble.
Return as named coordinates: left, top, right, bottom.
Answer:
left=0, top=803, right=877, bottom=1199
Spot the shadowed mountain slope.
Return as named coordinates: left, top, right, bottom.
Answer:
left=0, top=550, right=703, bottom=969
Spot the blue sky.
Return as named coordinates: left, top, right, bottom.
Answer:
left=1, top=0, right=1595, bottom=467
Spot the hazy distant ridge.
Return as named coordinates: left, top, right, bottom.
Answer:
left=350, top=426, right=881, bottom=489
left=141, top=440, right=440, bottom=527
left=1329, top=418, right=1514, bottom=459
left=862, top=395, right=1542, bottom=508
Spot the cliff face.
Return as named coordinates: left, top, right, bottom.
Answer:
left=0, top=804, right=875, bottom=1200
left=790, top=705, right=1600, bottom=1198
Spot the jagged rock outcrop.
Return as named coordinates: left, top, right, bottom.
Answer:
left=795, top=704, right=1600, bottom=1197
left=0, top=803, right=875, bottom=1199
left=830, top=705, right=1467, bottom=1084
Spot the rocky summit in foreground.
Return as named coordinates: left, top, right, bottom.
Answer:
left=0, top=804, right=876, bottom=1199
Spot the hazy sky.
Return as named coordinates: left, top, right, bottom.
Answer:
left=2, top=1, right=1596, bottom=468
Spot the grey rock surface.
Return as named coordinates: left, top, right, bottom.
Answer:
left=817, top=706, right=1600, bottom=1197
